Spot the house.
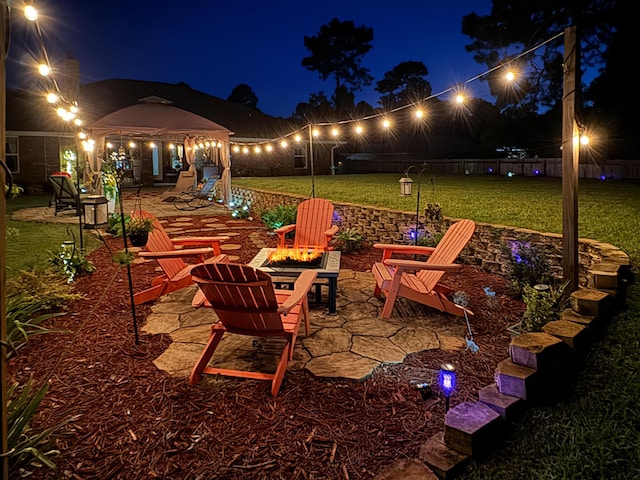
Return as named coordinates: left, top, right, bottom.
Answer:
left=6, top=78, right=337, bottom=194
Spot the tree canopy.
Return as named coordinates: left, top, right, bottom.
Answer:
left=302, top=18, right=374, bottom=113
left=227, top=83, right=259, bottom=109
left=375, top=61, right=432, bottom=110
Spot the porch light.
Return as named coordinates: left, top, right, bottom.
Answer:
left=439, top=363, right=456, bottom=412
left=399, top=175, right=413, bottom=196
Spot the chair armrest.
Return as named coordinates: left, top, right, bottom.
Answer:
left=138, top=247, right=215, bottom=259
left=171, top=236, right=230, bottom=255
left=383, top=258, right=464, bottom=273
left=373, top=243, right=436, bottom=261
left=273, top=224, right=296, bottom=235
left=277, top=270, right=318, bottom=314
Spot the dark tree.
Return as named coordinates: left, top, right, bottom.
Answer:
left=227, top=83, right=258, bottom=109
left=461, top=0, right=617, bottom=114
left=375, top=61, right=433, bottom=110
left=302, top=18, right=374, bottom=113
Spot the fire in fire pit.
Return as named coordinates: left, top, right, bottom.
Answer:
left=266, top=248, right=324, bottom=267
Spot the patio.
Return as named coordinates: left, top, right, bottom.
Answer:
left=9, top=188, right=522, bottom=479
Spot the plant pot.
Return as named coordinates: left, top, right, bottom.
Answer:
left=129, top=231, right=149, bottom=247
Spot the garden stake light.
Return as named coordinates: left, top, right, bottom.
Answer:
left=439, top=363, right=456, bottom=412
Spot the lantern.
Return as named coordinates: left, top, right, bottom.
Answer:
left=399, top=175, right=413, bottom=196
left=439, top=363, right=457, bottom=412
left=81, top=195, right=109, bottom=228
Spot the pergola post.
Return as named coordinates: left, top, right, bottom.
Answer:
left=562, top=25, right=581, bottom=292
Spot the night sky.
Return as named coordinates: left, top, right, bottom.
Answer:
left=8, top=0, right=496, bottom=118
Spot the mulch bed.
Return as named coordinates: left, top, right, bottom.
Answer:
left=9, top=215, right=525, bottom=480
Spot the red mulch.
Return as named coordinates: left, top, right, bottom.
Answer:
left=8, top=215, right=525, bottom=480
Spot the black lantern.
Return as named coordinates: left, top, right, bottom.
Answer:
left=81, top=195, right=109, bottom=228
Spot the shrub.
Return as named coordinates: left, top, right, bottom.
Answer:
left=518, top=282, right=570, bottom=333
left=261, top=204, right=298, bottom=230
left=7, top=378, right=79, bottom=474
left=332, top=228, right=365, bottom=253
left=417, top=229, right=443, bottom=247
left=503, top=238, right=551, bottom=296
left=47, top=241, right=95, bottom=283
left=6, top=267, right=83, bottom=311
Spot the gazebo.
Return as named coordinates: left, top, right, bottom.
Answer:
left=87, top=97, right=233, bottom=205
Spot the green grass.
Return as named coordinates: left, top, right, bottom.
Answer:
left=233, top=174, right=640, bottom=260
left=6, top=195, right=102, bottom=278
left=6, top=176, right=640, bottom=478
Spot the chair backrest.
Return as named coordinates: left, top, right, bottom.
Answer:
left=175, top=170, right=197, bottom=191
left=191, top=263, right=285, bottom=333
left=293, top=198, right=336, bottom=250
left=196, top=176, right=219, bottom=198
left=416, top=219, right=476, bottom=291
left=49, top=174, right=79, bottom=201
left=131, top=209, right=187, bottom=279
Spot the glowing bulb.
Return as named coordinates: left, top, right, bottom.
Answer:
left=233, top=145, right=240, bottom=152
left=242, top=147, right=249, bottom=154
left=312, top=128, right=320, bottom=137
left=169, top=143, right=175, bottom=149
left=254, top=146, right=261, bottom=153
left=46, top=93, right=58, bottom=103
left=217, top=142, right=222, bottom=148
left=38, top=64, right=50, bottom=76
left=382, top=119, right=390, bottom=129
left=580, top=135, right=590, bottom=146
left=455, top=94, right=464, bottom=104
left=280, top=140, right=288, bottom=148
left=70, top=105, right=79, bottom=114
left=331, top=128, right=339, bottom=137
left=24, top=5, right=38, bottom=21
left=415, top=109, right=424, bottom=119
left=505, top=70, right=515, bottom=82
left=107, top=143, right=113, bottom=149
left=74, top=118, right=82, bottom=126
left=294, top=134, right=301, bottom=142
left=78, top=132, right=87, bottom=139
left=56, top=107, right=66, bottom=118
left=129, top=142, right=136, bottom=148
left=266, top=144, right=273, bottom=152
left=355, top=125, right=363, bottom=134
left=150, top=142, right=157, bottom=149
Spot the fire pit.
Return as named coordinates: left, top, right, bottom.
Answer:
left=264, top=248, right=326, bottom=268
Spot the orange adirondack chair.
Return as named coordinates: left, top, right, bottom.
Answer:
left=130, top=210, right=230, bottom=306
left=273, top=198, right=339, bottom=250
left=189, top=262, right=317, bottom=397
left=371, top=219, right=476, bottom=318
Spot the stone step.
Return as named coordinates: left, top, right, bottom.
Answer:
left=569, top=288, right=612, bottom=318
left=509, top=331, right=572, bottom=371
left=477, top=383, right=524, bottom=420
left=443, top=401, right=503, bottom=458
left=418, top=432, right=469, bottom=480
left=559, top=308, right=602, bottom=339
left=495, top=358, right=543, bottom=401
left=371, top=458, right=438, bottom=480
left=542, top=319, right=590, bottom=359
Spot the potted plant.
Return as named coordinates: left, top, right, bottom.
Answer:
left=126, top=217, right=155, bottom=247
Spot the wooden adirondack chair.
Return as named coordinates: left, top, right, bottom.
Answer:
left=130, top=210, right=230, bottom=306
left=48, top=174, right=81, bottom=215
left=189, top=262, right=318, bottom=397
left=273, top=198, right=339, bottom=250
left=371, top=219, right=476, bottom=318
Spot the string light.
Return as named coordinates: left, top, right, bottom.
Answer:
left=27, top=2, right=572, bottom=160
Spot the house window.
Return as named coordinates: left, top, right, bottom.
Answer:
left=293, top=144, right=307, bottom=169
left=5, top=136, right=19, bottom=174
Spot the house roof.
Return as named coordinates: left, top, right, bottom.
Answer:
left=79, top=79, right=295, bottom=139
left=88, top=101, right=231, bottom=141
left=7, top=79, right=297, bottom=139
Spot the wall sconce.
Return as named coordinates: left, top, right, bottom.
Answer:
left=439, top=363, right=457, bottom=412
left=399, top=175, right=413, bottom=196
left=81, top=195, right=109, bottom=228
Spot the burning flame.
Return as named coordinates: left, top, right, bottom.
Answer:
left=268, top=248, right=322, bottom=263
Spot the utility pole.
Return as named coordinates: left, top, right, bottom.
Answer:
left=561, top=25, right=580, bottom=292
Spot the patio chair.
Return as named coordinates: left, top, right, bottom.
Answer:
left=189, top=262, right=317, bottom=397
left=371, top=219, right=476, bottom=318
left=173, top=175, right=219, bottom=211
left=48, top=174, right=81, bottom=216
left=130, top=209, right=230, bottom=306
left=160, top=170, right=197, bottom=200
left=273, top=197, right=339, bottom=251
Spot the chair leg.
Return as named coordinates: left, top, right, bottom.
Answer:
left=189, top=329, right=224, bottom=385
left=271, top=339, right=292, bottom=397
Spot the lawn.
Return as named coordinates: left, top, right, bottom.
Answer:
left=5, top=174, right=640, bottom=478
